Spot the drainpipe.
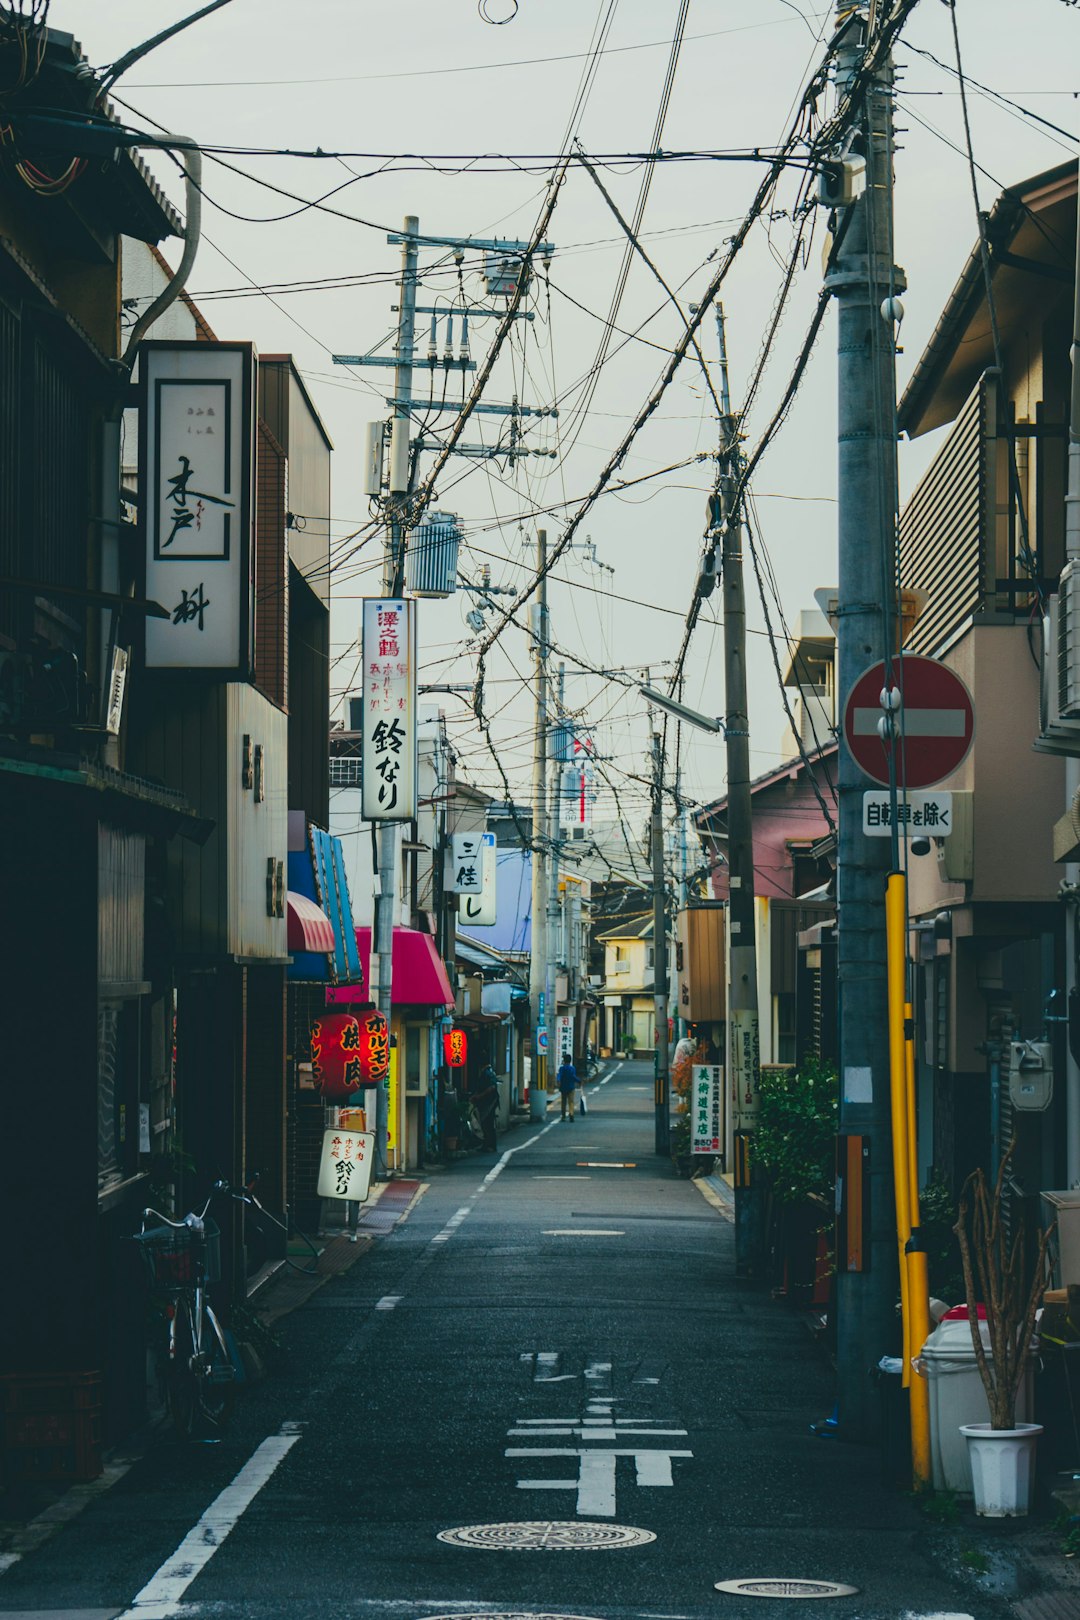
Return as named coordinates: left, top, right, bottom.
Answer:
left=1064, top=186, right=1080, bottom=1187
left=100, top=138, right=202, bottom=763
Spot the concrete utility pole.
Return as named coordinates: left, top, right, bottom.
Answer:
left=370, top=214, right=420, bottom=1171
left=651, top=728, right=670, bottom=1155
left=529, top=528, right=551, bottom=1120
left=546, top=662, right=566, bottom=1074
left=714, top=306, right=762, bottom=1276
left=825, top=7, right=904, bottom=1438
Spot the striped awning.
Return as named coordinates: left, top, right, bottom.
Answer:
left=287, top=890, right=335, bottom=955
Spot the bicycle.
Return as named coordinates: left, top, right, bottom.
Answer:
left=133, top=1188, right=236, bottom=1439
left=233, top=1172, right=319, bottom=1278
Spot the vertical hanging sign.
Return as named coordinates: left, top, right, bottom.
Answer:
left=361, top=598, right=418, bottom=819
left=459, top=832, right=497, bottom=927
left=140, top=342, right=256, bottom=674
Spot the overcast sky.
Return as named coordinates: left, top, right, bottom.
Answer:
left=54, top=0, right=1080, bottom=833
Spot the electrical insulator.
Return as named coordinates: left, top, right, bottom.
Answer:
left=443, top=314, right=455, bottom=365
left=427, top=313, right=438, bottom=366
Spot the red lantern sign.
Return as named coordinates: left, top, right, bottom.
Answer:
left=311, top=1009, right=389, bottom=1098
left=444, top=1028, right=468, bottom=1068
left=357, top=1008, right=389, bottom=1087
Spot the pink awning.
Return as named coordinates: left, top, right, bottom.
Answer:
left=287, top=891, right=335, bottom=955
left=325, top=927, right=453, bottom=1008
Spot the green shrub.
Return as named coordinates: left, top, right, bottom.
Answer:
left=752, top=1057, right=838, bottom=1205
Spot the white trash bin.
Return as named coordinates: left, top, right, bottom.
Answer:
left=919, top=1315, right=1034, bottom=1494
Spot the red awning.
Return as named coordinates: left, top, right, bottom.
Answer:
left=350, top=927, right=454, bottom=1008
left=287, top=891, right=336, bottom=955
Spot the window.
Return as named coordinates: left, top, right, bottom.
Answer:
left=329, top=757, right=362, bottom=787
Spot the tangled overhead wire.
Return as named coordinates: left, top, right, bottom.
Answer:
left=479, top=0, right=519, bottom=19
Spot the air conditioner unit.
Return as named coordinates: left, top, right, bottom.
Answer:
left=1034, top=592, right=1080, bottom=756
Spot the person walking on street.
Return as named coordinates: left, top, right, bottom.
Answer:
left=557, top=1056, right=578, bottom=1121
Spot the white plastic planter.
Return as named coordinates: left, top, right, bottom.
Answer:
left=959, top=1422, right=1043, bottom=1516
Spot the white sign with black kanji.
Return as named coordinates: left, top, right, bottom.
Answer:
left=862, top=790, right=953, bottom=838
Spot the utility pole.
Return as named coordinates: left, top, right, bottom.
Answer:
left=546, top=662, right=566, bottom=1075
left=824, top=6, right=904, bottom=1439
left=651, top=728, right=670, bottom=1155
left=368, top=214, right=420, bottom=1172
left=529, top=529, right=550, bottom=1120
left=712, top=305, right=762, bottom=1275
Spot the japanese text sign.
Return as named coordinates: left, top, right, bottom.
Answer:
left=730, top=1009, right=761, bottom=1129
left=316, top=1128, right=375, bottom=1202
left=444, top=1028, right=468, bottom=1068
left=691, top=1064, right=724, bottom=1154
left=459, top=832, right=497, bottom=927
left=862, top=790, right=953, bottom=838
left=360, top=598, right=417, bottom=819
left=140, top=342, right=255, bottom=674
left=451, top=832, right=484, bottom=893
left=311, top=1010, right=387, bottom=1099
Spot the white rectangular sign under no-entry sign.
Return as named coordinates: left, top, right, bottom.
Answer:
left=317, top=1128, right=375, bottom=1201
left=862, top=790, right=953, bottom=837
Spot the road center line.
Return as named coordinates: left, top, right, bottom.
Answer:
left=116, top=1425, right=301, bottom=1618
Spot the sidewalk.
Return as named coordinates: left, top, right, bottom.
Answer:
left=694, top=1167, right=1080, bottom=1619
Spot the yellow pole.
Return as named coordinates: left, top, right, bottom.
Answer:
left=885, top=874, right=912, bottom=1388
left=904, top=997, right=932, bottom=1489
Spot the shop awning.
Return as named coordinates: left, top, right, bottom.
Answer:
left=287, top=891, right=336, bottom=955
left=351, top=927, right=454, bottom=1008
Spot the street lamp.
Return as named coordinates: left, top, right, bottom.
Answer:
left=639, top=685, right=725, bottom=735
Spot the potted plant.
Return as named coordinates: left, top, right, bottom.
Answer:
left=952, top=1145, right=1055, bottom=1516
left=620, top=1032, right=636, bottom=1058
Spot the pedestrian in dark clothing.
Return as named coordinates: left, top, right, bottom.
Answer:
left=557, top=1057, right=578, bottom=1121
left=474, top=1064, right=500, bottom=1151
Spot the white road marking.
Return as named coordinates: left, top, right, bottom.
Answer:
left=577, top=1162, right=635, bottom=1168
left=508, top=1447, right=692, bottom=1517
left=116, top=1426, right=301, bottom=1618
left=532, top=1175, right=591, bottom=1180
left=375, top=1295, right=402, bottom=1310
left=543, top=1229, right=625, bottom=1236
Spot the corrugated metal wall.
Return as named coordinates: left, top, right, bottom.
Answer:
left=899, top=372, right=995, bottom=656
left=98, top=823, right=145, bottom=985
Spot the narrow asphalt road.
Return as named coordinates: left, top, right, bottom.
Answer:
left=0, top=1061, right=989, bottom=1620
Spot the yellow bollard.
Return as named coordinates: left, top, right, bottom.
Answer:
left=904, top=998, right=932, bottom=1489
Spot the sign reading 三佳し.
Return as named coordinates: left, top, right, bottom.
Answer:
left=140, top=342, right=256, bottom=675
left=360, top=598, right=417, bottom=820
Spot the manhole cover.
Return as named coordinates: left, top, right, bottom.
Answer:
left=437, top=1520, right=656, bottom=1550
left=714, top=1578, right=858, bottom=1600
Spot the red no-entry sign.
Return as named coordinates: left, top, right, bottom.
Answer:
left=842, top=655, right=975, bottom=790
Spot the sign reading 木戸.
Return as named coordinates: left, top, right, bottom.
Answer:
left=691, top=1064, right=723, bottom=1154
left=361, top=598, right=417, bottom=819
left=141, top=341, right=256, bottom=674
left=862, top=790, right=953, bottom=837
left=316, top=1128, right=375, bottom=1201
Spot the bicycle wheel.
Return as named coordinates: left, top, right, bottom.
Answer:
left=196, top=1304, right=235, bottom=1435
left=167, top=1296, right=235, bottom=1438
left=167, top=1296, right=200, bottom=1439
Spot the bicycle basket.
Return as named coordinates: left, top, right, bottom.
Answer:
left=135, top=1219, right=221, bottom=1289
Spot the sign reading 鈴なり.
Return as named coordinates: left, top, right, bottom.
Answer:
left=730, top=1009, right=761, bottom=1129
left=316, top=1128, right=375, bottom=1202
left=361, top=598, right=417, bottom=819
left=862, top=790, right=953, bottom=838
left=691, top=1064, right=724, bottom=1154
left=459, top=831, right=497, bottom=927
left=141, top=342, right=255, bottom=674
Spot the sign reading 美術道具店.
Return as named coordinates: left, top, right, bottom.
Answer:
left=691, top=1064, right=723, bottom=1154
